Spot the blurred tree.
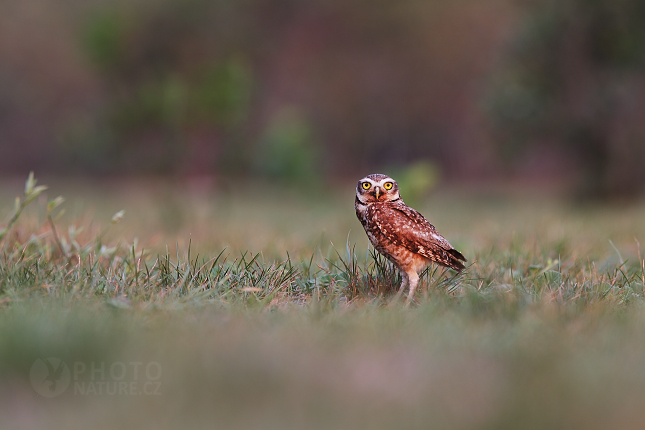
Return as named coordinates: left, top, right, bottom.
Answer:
left=488, top=0, right=645, bottom=199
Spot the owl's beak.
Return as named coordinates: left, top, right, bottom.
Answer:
left=374, top=187, right=381, bottom=199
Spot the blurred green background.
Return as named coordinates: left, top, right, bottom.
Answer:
left=2, top=0, right=645, bottom=198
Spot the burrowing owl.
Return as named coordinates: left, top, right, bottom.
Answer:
left=355, top=173, right=466, bottom=301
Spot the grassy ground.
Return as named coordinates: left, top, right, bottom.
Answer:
left=2, top=175, right=645, bottom=430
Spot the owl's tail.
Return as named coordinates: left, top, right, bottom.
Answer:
left=443, top=248, right=467, bottom=271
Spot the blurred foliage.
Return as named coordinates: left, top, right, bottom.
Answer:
left=6, top=0, right=645, bottom=197
left=193, top=58, right=253, bottom=128
left=488, top=0, right=645, bottom=199
left=0, top=0, right=507, bottom=182
left=386, top=161, right=439, bottom=207
left=82, top=10, right=128, bottom=72
left=255, top=107, right=320, bottom=183
left=76, top=1, right=258, bottom=175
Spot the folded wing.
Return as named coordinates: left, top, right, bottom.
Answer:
left=367, top=202, right=466, bottom=271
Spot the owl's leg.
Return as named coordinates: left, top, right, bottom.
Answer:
left=397, top=272, right=409, bottom=296
left=406, top=271, right=420, bottom=305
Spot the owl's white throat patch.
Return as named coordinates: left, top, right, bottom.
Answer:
left=356, top=191, right=371, bottom=205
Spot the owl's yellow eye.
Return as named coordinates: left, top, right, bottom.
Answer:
left=362, top=182, right=371, bottom=190
left=383, top=182, right=393, bottom=190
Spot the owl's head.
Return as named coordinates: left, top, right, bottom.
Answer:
left=356, top=174, right=401, bottom=204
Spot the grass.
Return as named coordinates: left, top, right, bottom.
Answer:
left=2, top=174, right=645, bottom=429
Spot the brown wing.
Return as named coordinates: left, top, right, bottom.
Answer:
left=367, top=202, right=467, bottom=270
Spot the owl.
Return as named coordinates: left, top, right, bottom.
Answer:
left=355, top=173, right=466, bottom=301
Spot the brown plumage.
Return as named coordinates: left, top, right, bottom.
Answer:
left=355, top=173, right=466, bottom=301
